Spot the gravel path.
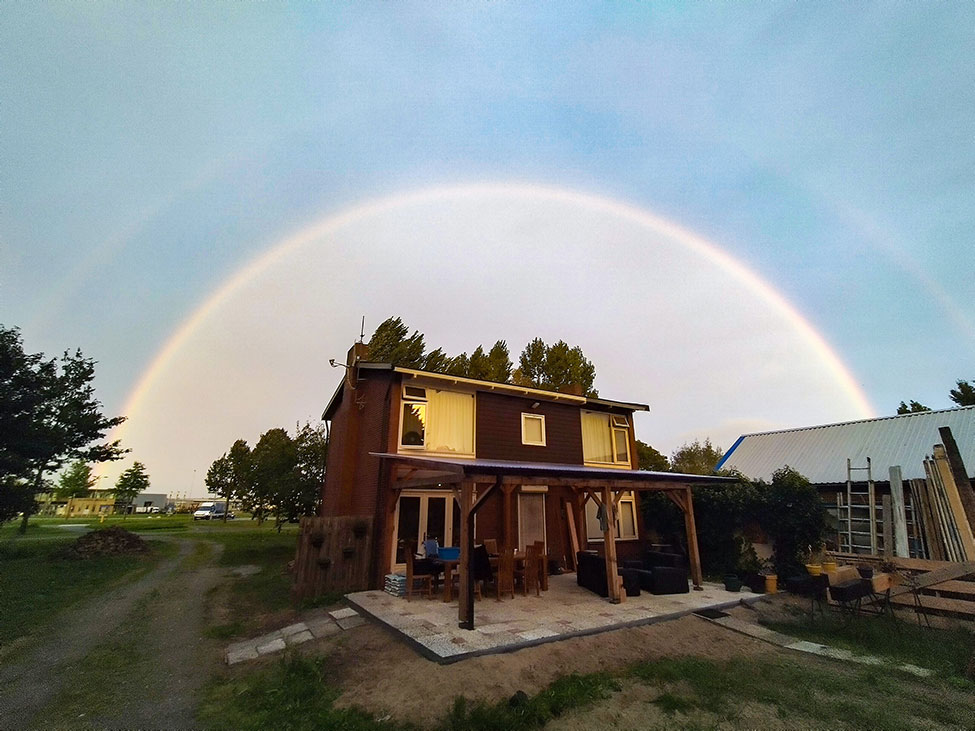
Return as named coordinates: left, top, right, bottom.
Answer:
left=0, top=538, right=227, bottom=729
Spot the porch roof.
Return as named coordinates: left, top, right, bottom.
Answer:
left=371, top=452, right=736, bottom=488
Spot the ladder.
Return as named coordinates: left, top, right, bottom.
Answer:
left=844, top=458, right=879, bottom=555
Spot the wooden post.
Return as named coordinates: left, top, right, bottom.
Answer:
left=458, top=479, right=475, bottom=629
left=682, top=487, right=704, bottom=590
left=934, top=446, right=975, bottom=560
left=882, top=495, right=893, bottom=559
left=502, top=484, right=515, bottom=551
left=565, top=497, right=580, bottom=570
left=939, top=426, right=975, bottom=537
left=888, top=466, right=910, bottom=558
left=601, top=485, right=623, bottom=603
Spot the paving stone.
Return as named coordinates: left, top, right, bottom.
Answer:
left=329, top=607, right=359, bottom=620
left=307, top=619, right=341, bottom=638
left=337, top=615, right=366, bottom=630
left=226, top=639, right=258, bottom=655
left=517, top=627, right=559, bottom=641
left=280, top=622, right=308, bottom=637
left=286, top=630, right=314, bottom=646
left=256, top=637, right=287, bottom=655
left=226, top=646, right=259, bottom=665
left=230, top=564, right=262, bottom=577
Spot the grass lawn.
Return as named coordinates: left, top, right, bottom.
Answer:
left=0, top=530, right=169, bottom=647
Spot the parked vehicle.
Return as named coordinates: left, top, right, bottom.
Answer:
left=193, top=502, right=234, bottom=520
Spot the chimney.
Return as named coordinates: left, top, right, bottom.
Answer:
left=347, top=342, right=370, bottom=369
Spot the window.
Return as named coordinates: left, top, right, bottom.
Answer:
left=581, top=411, right=631, bottom=466
left=399, top=385, right=474, bottom=454
left=585, top=491, right=639, bottom=540
left=521, top=413, right=546, bottom=446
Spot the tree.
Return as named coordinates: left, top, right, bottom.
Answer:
left=759, top=466, right=828, bottom=577
left=670, top=438, right=724, bottom=475
left=485, top=340, right=513, bottom=383
left=226, top=439, right=255, bottom=521
left=513, top=338, right=597, bottom=396
left=896, top=400, right=931, bottom=414
left=367, top=317, right=425, bottom=368
left=635, top=440, right=669, bottom=471
left=293, top=422, right=328, bottom=518
left=114, top=462, right=149, bottom=516
left=0, top=325, right=126, bottom=532
left=950, top=379, right=975, bottom=407
left=55, top=460, right=96, bottom=499
left=252, top=428, right=298, bottom=529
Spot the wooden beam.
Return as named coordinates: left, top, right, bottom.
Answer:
left=601, top=485, right=623, bottom=603
left=458, top=479, right=475, bottom=629
left=939, top=426, right=975, bottom=537
left=391, top=473, right=464, bottom=490
left=682, top=487, right=703, bottom=590
left=889, top=466, right=910, bottom=558
left=472, top=477, right=500, bottom=515
left=565, top=498, right=580, bottom=570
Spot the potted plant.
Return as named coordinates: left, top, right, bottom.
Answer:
left=857, top=564, right=874, bottom=579
left=803, top=543, right=825, bottom=576
left=723, top=574, right=742, bottom=592
left=760, top=559, right=777, bottom=594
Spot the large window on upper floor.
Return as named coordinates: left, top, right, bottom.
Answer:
left=399, top=386, right=474, bottom=455
left=581, top=411, right=631, bottom=466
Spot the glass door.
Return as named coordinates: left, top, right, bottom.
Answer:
left=391, top=491, right=464, bottom=571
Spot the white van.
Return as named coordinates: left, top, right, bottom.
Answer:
left=193, top=502, right=232, bottom=520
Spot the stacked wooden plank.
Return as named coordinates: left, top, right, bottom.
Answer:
left=889, top=558, right=975, bottom=620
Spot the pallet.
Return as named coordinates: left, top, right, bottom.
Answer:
left=891, top=593, right=975, bottom=620
left=923, top=580, right=975, bottom=600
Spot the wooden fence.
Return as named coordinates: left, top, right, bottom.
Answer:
left=291, top=515, right=373, bottom=602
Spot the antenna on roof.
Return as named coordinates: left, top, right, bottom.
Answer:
left=359, top=315, right=366, bottom=344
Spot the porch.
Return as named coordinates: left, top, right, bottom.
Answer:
left=348, top=572, right=763, bottom=663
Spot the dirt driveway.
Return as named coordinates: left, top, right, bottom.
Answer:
left=0, top=539, right=226, bottom=729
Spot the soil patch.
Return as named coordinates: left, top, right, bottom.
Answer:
left=58, top=526, right=149, bottom=559
left=329, top=613, right=774, bottom=727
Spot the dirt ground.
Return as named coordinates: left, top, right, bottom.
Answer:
left=326, top=605, right=775, bottom=727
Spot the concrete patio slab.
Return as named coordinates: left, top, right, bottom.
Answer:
left=347, top=573, right=763, bottom=663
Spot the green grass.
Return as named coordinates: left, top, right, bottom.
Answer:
left=200, top=653, right=416, bottom=731
left=762, top=610, right=975, bottom=680
left=440, top=673, right=620, bottom=731
left=0, top=533, right=165, bottom=646
left=625, top=654, right=974, bottom=729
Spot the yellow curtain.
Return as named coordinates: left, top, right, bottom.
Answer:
left=426, top=390, right=474, bottom=454
left=581, top=411, right=613, bottom=463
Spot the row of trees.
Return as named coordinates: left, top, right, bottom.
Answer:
left=1, top=325, right=126, bottom=531
left=367, top=317, right=599, bottom=396
left=53, top=460, right=151, bottom=510
left=897, top=378, right=975, bottom=414
left=205, top=423, right=327, bottom=529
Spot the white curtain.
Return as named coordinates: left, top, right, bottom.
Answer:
left=581, top=411, right=613, bottom=463
left=426, top=390, right=474, bottom=454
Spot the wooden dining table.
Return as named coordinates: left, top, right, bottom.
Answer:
left=436, top=550, right=549, bottom=602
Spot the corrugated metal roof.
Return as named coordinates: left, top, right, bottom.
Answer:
left=716, top=406, right=975, bottom=484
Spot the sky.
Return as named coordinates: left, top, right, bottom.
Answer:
left=1, top=3, right=973, bottom=497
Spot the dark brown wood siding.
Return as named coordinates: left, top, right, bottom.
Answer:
left=475, top=392, right=584, bottom=464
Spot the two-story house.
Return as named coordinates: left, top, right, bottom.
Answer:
left=318, top=343, right=727, bottom=616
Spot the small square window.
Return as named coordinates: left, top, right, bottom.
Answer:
left=521, top=413, right=546, bottom=446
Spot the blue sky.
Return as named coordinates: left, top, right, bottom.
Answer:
left=2, top=3, right=973, bottom=493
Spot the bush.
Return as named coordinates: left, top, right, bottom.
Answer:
left=759, top=466, right=827, bottom=577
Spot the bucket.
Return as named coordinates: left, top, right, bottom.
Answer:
left=822, top=560, right=838, bottom=573
left=765, top=574, right=778, bottom=594
left=805, top=563, right=823, bottom=576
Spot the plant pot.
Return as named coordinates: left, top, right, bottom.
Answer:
left=822, top=561, right=838, bottom=573
left=857, top=566, right=873, bottom=579
left=764, top=574, right=778, bottom=594
left=805, top=563, right=823, bottom=576
left=723, top=575, right=742, bottom=592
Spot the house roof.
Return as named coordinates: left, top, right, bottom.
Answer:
left=322, top=362, right=650, bottom=419
left=371, top=452, right=736, bottom=487
left=715, top=406, right=975, bottom=484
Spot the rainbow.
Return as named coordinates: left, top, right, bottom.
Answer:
left=107, top=182, right=876, bottom=457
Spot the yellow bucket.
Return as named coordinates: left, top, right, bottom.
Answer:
left=765, top=574, right=778, bottom=594
left=805, top=563, right=823, bottom=576
left=822, top=561, right=838, bottom=573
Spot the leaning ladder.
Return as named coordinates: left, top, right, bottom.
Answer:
left=846, top=458, right=877, bottom=555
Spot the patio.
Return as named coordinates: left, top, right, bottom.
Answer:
left=347, top=573, right=764, bottom=663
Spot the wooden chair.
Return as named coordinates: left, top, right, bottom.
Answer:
left=496, top=548, right=515, bottom=600
left=483, top=538, right=499, bottom=556
left=515, top=544, right=541, bottom=597
left=534, top=541, right=549, bottom=591
left=404, top=541, right=433, bottom=601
